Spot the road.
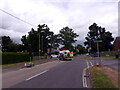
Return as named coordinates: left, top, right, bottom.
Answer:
left=3, top=55, right=92, bottom=88
left=2, top=55, right=119, bottom=88
left=87, top=57, right=119, bottom=72
left=101, top=59, right=119, bottom=72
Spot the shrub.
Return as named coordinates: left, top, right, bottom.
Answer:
left=2, top=52, right=30, bottom=65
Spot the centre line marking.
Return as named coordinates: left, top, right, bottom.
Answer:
left=26, top=70, right=48, bottom=81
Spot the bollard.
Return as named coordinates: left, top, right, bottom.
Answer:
left=24, top=63, right=27, bottom=68
left=96, top=63, right=99, bottom=67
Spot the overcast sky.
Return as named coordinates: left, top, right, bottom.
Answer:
left=0, top=0, right=119, bottom=45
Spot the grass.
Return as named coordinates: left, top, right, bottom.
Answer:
left=1, top=58, right=48, bottom=69
left=100, top=56, right=115, bottom=59
left=90, top=67, right=116, bottom=88
left=81, top=55, right=93, bottom=60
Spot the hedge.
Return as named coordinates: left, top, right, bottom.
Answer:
left=2, top=52, right=30, bottom=65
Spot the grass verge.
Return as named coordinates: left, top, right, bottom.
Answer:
left=1, top=59, right=48, bottom=69
left=100, top=56, right=115, bottom=59
left=90, top=66, right=116, bottom=88
left=81, top=55, right=93, bottom=60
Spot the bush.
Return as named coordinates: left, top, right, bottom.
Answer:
left=2, top=52, right=30, bottom=65
left=100, top=51, right=119, bottom=57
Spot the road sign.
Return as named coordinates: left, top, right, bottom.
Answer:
left=47, top=49, right=50, bottom=53
left=94, top=40, right=102, bottom=43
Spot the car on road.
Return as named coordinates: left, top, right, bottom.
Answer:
left=51, top=54, right=58, bottom=58
left=59, top=50, right=73, bottom=61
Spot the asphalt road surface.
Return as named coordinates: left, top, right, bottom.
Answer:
left=3, top=55, right=90, bottom=88
left=2, top=55, right=119, bottom=88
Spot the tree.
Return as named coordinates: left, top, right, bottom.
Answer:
left=21, top=24, right=54, bottom=55
left=84, top=23, right=114, bottom=53
left=37, top=24, right=54, bottom=55
left=76, top=44, right=87, bottom=54
left=2, top=36, right=13, bottom=52
left=51, top=34, right=60, bottom=49
left=21, top=35, right=29, bottom=51
left=58, top=26, right=79, bottom=49
left=2, top=36, right=22, bottom=52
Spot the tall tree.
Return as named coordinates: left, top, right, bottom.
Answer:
left=84, top=23, right=114, bottom=53
left=2, top=36, right=12, bottom=52
left=21, top=24, right=54, bottom=55
left=76, top=44, right=87, bottom=54
left=37, top=24, right=54, bottom=55
left=51, top=34, right=60, bottom=49
left=58, top=26, right=79, bottom=49
left=2, top=36, right=21, bottom=52
left=21, top=35, right=29, bottom=51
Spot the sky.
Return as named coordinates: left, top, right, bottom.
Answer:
left=0, top=0, right=119, bottom=45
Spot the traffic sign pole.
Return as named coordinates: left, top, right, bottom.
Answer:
left=94, top=40, right=102, bottom=65
left=97, top=42, right=101, bottom=65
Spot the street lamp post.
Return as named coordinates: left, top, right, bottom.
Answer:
left=28, top=44, right=32, bottom=63
left=41, top=30, right=44, bottom=58
left=41, top=35, right=43, bottom=58
left=39, top=31, right=41, bottom=59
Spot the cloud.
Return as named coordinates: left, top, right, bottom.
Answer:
left=0, top=0, right=118, bottom=45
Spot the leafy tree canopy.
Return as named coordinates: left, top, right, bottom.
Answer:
left=84, top=23, right=114, bottom=53
left=21, top=24, right=55, bottom=55
left=58, top=26, right=79, bottom=49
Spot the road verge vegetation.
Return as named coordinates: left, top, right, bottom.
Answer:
left=98, top=56, right=115, bottom=59
left=2, top=52, right=30, bottom=65
left=90, top=66, right=118, bottom=88
left=1, top=58, right=49, bottom=69
left=81, top=55, right=93, bottom=60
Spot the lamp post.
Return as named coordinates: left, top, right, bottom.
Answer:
left=28, top=44, right=32, bottom=63
left=41, top=30, right=44, bottom=58
left=39, top=31, right=41, bottom=59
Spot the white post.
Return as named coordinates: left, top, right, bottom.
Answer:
left=97, top=42, right=101, bottom=65
left=97, top=42, right=99, bottom=57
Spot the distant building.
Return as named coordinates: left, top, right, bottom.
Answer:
left=113, top=37, right=120, bottom=51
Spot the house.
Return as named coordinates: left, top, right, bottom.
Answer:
left=113, top=37, right=120, bottom=51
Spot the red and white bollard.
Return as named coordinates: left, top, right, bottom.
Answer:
left=96, top=63, right=99, bottom=67
left=24, top=63, right=28, bottom=68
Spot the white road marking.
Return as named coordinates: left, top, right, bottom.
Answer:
left=82, top=60, right=90, bottom=88
left=86, top=61, right=89, bottom=68
left=26, top=70, right=48, bottom=81
left=82, top=68, right=88, bottom=87
left=90, top=61, right=93, bottom=66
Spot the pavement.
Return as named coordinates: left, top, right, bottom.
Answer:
left=2, top=58, right=56, bottom=73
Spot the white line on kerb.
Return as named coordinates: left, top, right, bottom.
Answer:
left=26, top=70, right=48, bottom=81
left=86, top=61, right=89, bottom=68
left=82, top=60, right=89, bottom=88
left=82, top=68, right=87, bottom=87
left=90, top=61, right=93, bottom=66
